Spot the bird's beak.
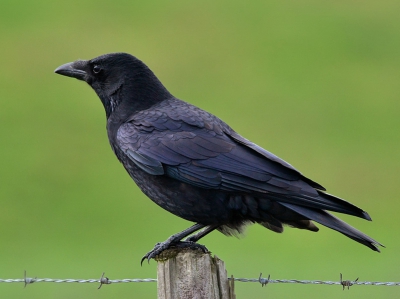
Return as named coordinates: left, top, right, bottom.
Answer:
left=54, top=61, right=88, bottom=81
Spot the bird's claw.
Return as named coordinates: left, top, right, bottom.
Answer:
left=141, top=242, right=167, bottom=265
left=140, top=241, right=209, bottom=265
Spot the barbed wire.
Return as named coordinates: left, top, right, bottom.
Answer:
left=0, top=271, right=399, bottom=290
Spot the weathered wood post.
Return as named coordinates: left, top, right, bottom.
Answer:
left=156, top=248, right=236, bottom=299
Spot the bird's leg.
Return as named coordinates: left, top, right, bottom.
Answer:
left=185, top=224, right=219, bottom=242
left=141, top=223, right=208, bottom=265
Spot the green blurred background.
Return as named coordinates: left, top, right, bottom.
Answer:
left=1, top=1, right=399, bottom=298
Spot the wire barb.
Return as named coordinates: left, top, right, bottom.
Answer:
left=24, top=271, right=36, bottom=288
left=259, top=273, right=270, bottom=287
left=98, top=272, right=111, bottom=289
left=340, top=273, right=359, bottom=290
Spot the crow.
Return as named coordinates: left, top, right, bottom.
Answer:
left=55, top=53, right=382, bottom=263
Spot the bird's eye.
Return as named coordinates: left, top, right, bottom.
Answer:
left=93, top=65, right=102, bottom=74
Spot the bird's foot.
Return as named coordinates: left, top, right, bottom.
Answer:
left=174, top=241, right=209, bottom=253
left=141, top=241, right=209, bottom=265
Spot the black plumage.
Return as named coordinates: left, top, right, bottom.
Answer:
left=55, top=53, right=382, bottom=262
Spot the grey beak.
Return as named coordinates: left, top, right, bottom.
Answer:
left=54, top=61, right=87, bottom=81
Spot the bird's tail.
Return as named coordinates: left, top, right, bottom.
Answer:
left=279, top=202, right=383, bottom=252
left=283, top=190, right=372, bottom=221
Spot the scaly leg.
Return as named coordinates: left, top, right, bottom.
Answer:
left=185, top=224, right=219, bottom=242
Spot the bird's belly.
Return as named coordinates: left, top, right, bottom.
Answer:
left=124, top=161, right=230, bottom=224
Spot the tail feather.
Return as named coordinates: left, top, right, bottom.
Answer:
left=279, top=202, right=383, bottom=252
left=265, top=191, right=372, bottom=221
left=284, top=190, right=372, bottom=221
left=315, top=191, right=372, bottom=221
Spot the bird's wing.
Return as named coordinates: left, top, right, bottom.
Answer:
left=117, top=104, right=304, bottom=189
left=116, top=102, right=366, bottom=217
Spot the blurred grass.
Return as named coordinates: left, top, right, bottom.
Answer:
left=0, top=1, right=399, bottom=298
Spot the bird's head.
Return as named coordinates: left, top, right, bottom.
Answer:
left=55, top=53, right=171, bottom=118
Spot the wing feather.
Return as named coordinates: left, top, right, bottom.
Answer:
left=116, top=102, right=367, bottom=219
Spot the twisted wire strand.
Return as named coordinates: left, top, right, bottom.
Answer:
left=0, top=278, right=157, bottom=284
left=234, top=278, right=400, bottom=286
left=1, top=275, right=399, bottom=287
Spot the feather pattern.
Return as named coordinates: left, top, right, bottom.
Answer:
left=117, top=98, right=369, bottom=219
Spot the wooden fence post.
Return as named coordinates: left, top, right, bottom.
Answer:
left=156, top=248, right=236, bottom=299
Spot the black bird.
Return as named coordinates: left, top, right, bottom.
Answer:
left=55, top=53, right=382, bottom=262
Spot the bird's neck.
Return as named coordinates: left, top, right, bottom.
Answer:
left=104, top=72, right=173, bottom=120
